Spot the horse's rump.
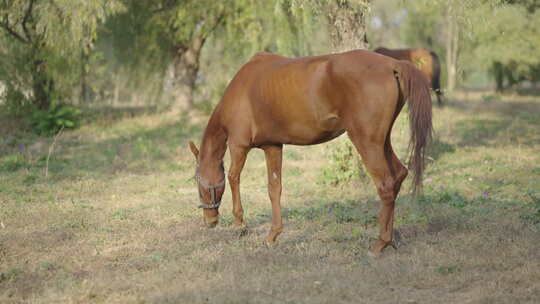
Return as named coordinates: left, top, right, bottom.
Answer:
left=375, top=47, right=444, bottom=105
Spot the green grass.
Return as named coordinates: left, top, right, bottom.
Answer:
left=1, top=93, right=540, bottom=303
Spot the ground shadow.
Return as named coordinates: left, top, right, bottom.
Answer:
left=441, top=98, right=539, bottom=147
left=454, top=118, right=513, bottom=147
left=428, top=137, right=456, bottom=160
left=229, top=189, right=537, bottom=250
left=80, top=105, right=160, bottom=126
left=0, top=107, right=204, bottom=184
left=223, top=197, right=380, bottom=234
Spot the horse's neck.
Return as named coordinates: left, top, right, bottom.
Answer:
left=199, top=115, right=227, bottom=178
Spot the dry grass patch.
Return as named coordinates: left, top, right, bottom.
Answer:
left=1, top=95, right=540, bottom=303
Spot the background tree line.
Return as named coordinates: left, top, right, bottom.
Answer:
left=370, top=0, right=540, bottom=92
left=1, top=0, right=539, bottom=134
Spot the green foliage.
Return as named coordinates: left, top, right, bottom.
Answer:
left=320, top=138, right=365, bottom=186
left=3, top=0, right=370, bottom=113
left=0, top=155, right=28, bottom=173
left=279, top=200, right=377, bottom=226
left=29, top=103, right=82, bottom=136
left=0, top=84, right=33, bottom=115
left=195, top=0, right=350, bottom=110
left=481, top=94, right=502, bottom=103
left=0, top=268, right=21, bottom=283
left=38, top=261, right=56, bottom=272
left=400, top=1, right=441, bottom=49
left=216, top=0, right=338, bottom=58
left=471, top=3, right=540, bottom=89
left=435, top=264, right=460, bottom=275
left=374, top=0, right=540, bottom=89
left=112, top=209, right=130, bottom=220
left=473, top=4, right=540, bottom=69
left=400, top=0, right=540, bottom=90
left=271, top=0, right=329, bottom=56
left=417, top=189, right=473, bottom=209
left=0, top=0, right=125, bottom=110
left=520, top=192, right=540, bottom=229
left=436, top=190, right=469, bottom=208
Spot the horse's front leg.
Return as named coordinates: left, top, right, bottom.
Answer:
left=228, top=145, right=249, bottom=228
left=262, top=144, right=283, bottom=246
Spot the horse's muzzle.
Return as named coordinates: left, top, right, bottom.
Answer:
left=203, top=215, right=219, bottom=228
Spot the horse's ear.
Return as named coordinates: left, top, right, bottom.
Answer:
left=188, top=141, right=199, bottom=159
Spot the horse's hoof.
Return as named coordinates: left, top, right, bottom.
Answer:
left=205, top=221, right=218, bottom=228
left=232, top=222, right=249, bottom=236
left=240, top=230, right=249, bottom=237
left=237, top=226, right=249, bottom=237
left=263, top=239, right=277, bottom=248
left=367, top=249, right=380, bottom=259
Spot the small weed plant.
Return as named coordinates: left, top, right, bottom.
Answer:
left=520, top=192, right=540, bottom=230
left=320, top=138, right=366, bottom=185
left=29, top=102, right=81, bottom=136
left=481, top=94, right=501, bottom=103
left=0, top=155, right=28, bottom=173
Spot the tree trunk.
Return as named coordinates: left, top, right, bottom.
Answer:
left=32, top=60, right=54, bottom=110
left=492, top=61, right=504, bottom=92
left=326, top=0, right=369, bottom=52
left=80, top=49, right=91, bottom=104
left=167, top=36, right=206, bottom=113
left=445, top=8, right=458, bottom=92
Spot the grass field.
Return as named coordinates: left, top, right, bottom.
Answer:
left=1, top=92, right=540, bottom=303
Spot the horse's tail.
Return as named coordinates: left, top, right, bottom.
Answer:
left=430, top=51, right=444, bottom=105
left=394, top=61, right=433, bottom=195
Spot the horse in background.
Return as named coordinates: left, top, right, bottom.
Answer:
left=189, top=49, right=432, bottom=257
left=375, top=47, right=444, bottom=106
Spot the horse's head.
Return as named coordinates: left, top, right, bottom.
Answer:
left=189, top=141, right=226, bottom=228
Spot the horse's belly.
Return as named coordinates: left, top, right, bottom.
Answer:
left=252, top=115, right=345, bottom=146
left=289, top=128, right=346, bottom=145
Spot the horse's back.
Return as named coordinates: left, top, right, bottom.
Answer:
left=409, top=49, right=434, bottom=82
left=374, top=47, right=410, bottom=61
left=219, top=50, right=400, bottom=146
left=375, top=47, right=434, bottom=83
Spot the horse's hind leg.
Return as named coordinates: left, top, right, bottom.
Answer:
left=387, top=142, right=408, bottom=199
left=347, top=133, right=405, bottom=257
left=262, top=144, right=283, bottom=246
left=228, top=145, right=250, bottom=228
left=386, top=142, right=408, bottom=247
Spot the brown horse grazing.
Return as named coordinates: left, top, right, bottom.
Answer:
left=188, top=50, right=432, bottom=256
left=374, top=47, right=443, bottom=106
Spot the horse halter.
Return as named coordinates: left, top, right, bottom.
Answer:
left=195, top=167, right=225, bottom=209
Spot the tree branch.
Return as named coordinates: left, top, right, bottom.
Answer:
left=0, top=15, right=29, bottom=44
left=151, top=0, right=181, bottom=15
left=203, top=11, right=225, bottom=40
left=21, top=0, right=35, bottom=42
